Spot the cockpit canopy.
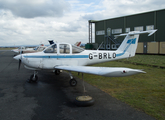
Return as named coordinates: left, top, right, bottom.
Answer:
left=44, top=43, right=84, bottom=54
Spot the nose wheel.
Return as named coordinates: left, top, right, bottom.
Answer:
left=55, top=70, right=61, bottom=75
left=27, top=71, right=38, bottom=83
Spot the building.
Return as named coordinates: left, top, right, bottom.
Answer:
left=88, top=9, right=165, bottom=54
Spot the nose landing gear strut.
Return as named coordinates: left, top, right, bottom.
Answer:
left=27, top=70, right=38, bottom=83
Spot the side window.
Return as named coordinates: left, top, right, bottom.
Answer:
left=59, top=44, right=70, bottom=54
left=44, top=44, right=57, bottom=53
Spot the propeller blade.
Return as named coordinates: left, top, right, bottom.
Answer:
left=18, top=59, right=21, bottom=70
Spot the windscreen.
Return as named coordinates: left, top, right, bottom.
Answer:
left=44, top=44, right=57, bottom=53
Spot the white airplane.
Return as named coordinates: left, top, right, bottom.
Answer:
left=12, top=46, right=33, bottom=54
left=12, top=44, right=47, bottom=54
left=13, top=30, right=157, bottom=86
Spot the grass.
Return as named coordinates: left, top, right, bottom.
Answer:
left=72, top=55, right=165, bottom=120
left=118, top=54, right=165, bottom=67
left=0, top=47, right=14, bottom=50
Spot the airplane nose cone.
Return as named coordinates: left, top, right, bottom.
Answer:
left=13, top=54, right=22, bottom=61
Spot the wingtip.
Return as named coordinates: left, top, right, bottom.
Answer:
left=138, top=69, right=146, bottom=73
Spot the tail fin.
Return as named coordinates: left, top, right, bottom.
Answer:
left=74, top=41, right=81, bottom=47
left=115, top=30, right=157, bottom=57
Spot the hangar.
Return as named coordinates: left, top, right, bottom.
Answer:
left=87, top=8, right=165, bottom=54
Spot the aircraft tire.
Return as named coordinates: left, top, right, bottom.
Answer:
left=74, top=96, right=95, bottom=107
left=30, top=74, right=38, bottom=82
left=55, top=70, right=60, bottom=75
left=69, top=78, right=77, bottom=86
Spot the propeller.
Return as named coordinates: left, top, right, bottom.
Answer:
left=13, top=50, right=23, bottom=70
left=18, top=47, right=23, bottom=70
left=18, top=59, right=21, bottom=70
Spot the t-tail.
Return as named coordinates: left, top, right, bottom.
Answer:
left=115, top=30, right=157, bottom=58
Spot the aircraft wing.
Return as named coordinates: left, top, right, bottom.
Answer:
left=55, top=66, right=145, bottom=77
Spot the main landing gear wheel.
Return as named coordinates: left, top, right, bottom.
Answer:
left=74, top=96, right=95, bottom=107
left=69, top=78, right=77, bottom=86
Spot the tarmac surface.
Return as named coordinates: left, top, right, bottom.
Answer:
left=0, top=51, right=155, bottom=120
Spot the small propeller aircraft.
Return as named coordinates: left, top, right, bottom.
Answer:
left=12, top=44, right=47, bottom=54
left=74, top=41, right=81, bottom=47
left=13, top=30, right=157, bottom=86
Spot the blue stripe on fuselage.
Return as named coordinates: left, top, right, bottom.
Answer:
left=24, top=55, right=89, bottom=59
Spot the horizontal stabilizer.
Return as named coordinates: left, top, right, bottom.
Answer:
left=114, top=29, right=157, bottom=39
left=55, top=66, right=145, bottom=77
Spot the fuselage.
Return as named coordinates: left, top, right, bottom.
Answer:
left=14, top=42, right=131, bottom=70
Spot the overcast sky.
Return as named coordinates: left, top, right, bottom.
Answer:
left=0, top=0, right=165, bottom=46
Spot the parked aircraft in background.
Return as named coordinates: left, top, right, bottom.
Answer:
left=12, top=46, right=33, bottom=54
left=13, top=30, right=157, bottom=86
left=74, top=41, right=81, bottom=47
left=12, top=41, right=81, bottom=55
left=12, top=44, right=47, bottom=54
